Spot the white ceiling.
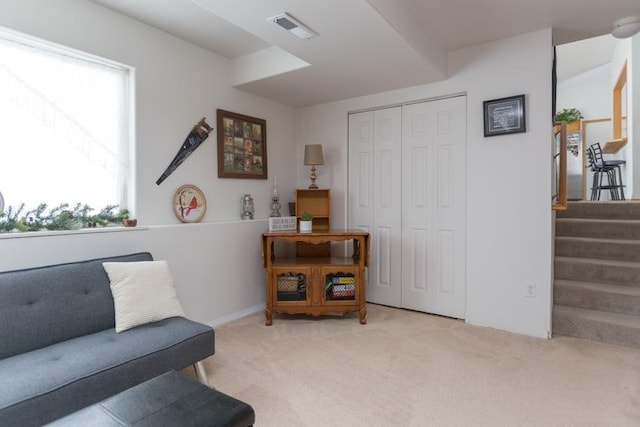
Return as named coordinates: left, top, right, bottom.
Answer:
left=556, top=34, right=619, bottom=82
left=88, top=0, right=640, bottom=106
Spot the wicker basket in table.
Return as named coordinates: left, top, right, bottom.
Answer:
left=277, top=275, right=299, bottom=292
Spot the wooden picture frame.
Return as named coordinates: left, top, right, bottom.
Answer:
left=217, top=109, right=267, bottom=179
left=483, top=94, right=526, bottom=137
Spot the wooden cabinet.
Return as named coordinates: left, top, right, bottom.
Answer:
left=261, top=230, right=369, bottom=325
left=295, top=189, right=331, bottom=257
left=295, top=189, right=330, bottom=231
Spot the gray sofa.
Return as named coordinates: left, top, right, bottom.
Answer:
left=0, top=252, right=215, bottom=426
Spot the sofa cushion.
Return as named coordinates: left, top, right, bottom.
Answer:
left=103, top=260, right=185, bottom=332
left=0, top=252, right=153, bottom=359
left=0, top=317, right=214, bottom=426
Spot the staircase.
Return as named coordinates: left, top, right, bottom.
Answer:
left=554, top=201, right=640, bottom=348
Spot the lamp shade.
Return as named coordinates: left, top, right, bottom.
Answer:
left=612, top=16, right=640, bottom=39
left=304, top=144, right=324, bottom=165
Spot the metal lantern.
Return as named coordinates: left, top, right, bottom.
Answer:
left=241, top=194, right=254, bottom=220
left=270, top=195, right=281, bottom=217
left=270, top=179, right=281, bottom=217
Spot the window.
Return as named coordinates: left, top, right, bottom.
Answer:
left=0, top=28, right=132, bottom=215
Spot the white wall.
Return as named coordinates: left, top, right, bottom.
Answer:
left=557, top=64, right=611, bottom=198
left=0, top=2, right=556, bottom=338
left=0, top=0, right=297, bottom=325
left=633, top=35, right=639, bottom=199
left=623, top=34, right=640, bottom=199
left=611, top=38, right=634, bottom=198
left=296, top=30, right=554, bottom=338
left=0, top=222, right=267, bottom=325
left=0, top=0, right=297, bottom=224
left=557, top=64, right=611, bottom=120
left=556, top=36, right=638, bottom=200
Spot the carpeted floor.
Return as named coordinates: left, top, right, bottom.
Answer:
left=199, top=304, right=640, bottom=426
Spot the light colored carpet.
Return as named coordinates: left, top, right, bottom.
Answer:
left=199, top=304, right=640, bottom=426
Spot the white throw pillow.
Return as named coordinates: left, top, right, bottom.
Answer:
left=103, top=260, right=185, bottom=332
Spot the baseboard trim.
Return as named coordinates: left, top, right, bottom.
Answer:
left=204, top=304, right=266, bottom=328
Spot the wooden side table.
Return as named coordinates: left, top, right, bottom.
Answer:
left=261, top=230, right=369, bottom=325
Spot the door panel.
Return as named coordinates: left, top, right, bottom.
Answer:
left=348, top=107, right=402, bottom=307
left=348, top=111, right=373, bottom=283
left=401, top=96, right=466, bottom=318
left=408, top=228, right=428, bottom=291
left=376, top=225, right=392, bottom=286
left=349, top=111, right=373, bottom=225
left=348, top=96, right=465, bottom=319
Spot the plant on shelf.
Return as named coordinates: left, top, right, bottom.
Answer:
left=0, top=202, right=129, bottom=233
left=299, top=211, right=313, bottom=232
left=554, top=108, right=584, bottom=123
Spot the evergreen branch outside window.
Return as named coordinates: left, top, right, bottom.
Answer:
left=0, top=203, right=129, bottom=233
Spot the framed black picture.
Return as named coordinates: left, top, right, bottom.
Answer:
left=217, top=109, right=267, bottom=179
left=483, top=94, right=526, bottom=137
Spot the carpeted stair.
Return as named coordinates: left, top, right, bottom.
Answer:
left=554, top=201, right=640, bottom=348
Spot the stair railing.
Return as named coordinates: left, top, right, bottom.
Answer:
left=553, top=121, right=567, bottom=210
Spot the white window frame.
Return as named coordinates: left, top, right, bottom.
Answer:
left=0, top=26, right=135, bottom=219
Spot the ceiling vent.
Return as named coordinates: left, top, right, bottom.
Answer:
left=269, top=13, right=318, bottom=40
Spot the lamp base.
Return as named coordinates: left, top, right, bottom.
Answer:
left=308, top=165, right=319, bottom=189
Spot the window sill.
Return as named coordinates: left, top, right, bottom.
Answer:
left=0, top=226, right=148, bottom=240
left=0, top=218, right=269, bottom=239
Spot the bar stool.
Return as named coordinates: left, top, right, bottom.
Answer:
left=590, top=142, right=626, bottom=200
left=586, top=147, right=619, bottom=201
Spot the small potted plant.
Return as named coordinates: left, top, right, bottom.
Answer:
left=299, top=211, right=313, bottom=232
left=554, top=108, right=584, bottom=131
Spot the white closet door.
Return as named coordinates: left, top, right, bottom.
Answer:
left=401, top=96, right=467, bottom=318
left=348, top=107, right=402, bottom=307
left=348, top=111, right=373, bottom=240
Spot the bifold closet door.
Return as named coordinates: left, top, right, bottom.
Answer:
left=401, top=96, right=466, bottom=318
left=348, top=107, right=402, bottom=307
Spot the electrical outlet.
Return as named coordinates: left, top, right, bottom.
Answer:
left=525, top=283, right=536, bottom=298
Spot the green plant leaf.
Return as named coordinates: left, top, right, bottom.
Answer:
left=554, top=108, right=584, bottom=122
left=0, top=202, right=129, bottom=233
